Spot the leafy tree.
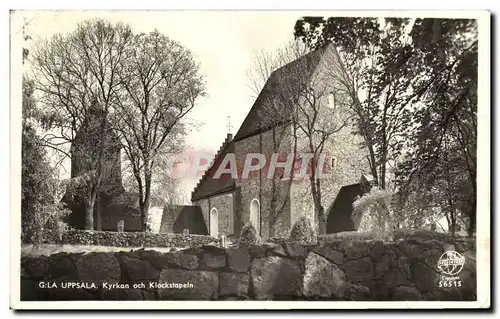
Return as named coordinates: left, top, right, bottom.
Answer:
left=21, top=126, right=70, bottom=243
left=396, top=19, right=478, bottom=236
left=295, top=17, right=421, bottom=191
left=294, top=17, right=477, bottom=236
left=22, top=23, right=70, bottom=243
left=111, top=30, right=205, bottom=231
left=30, top=20, right=203, bottom=232
left=21, top=76, right=70, bottom=243
left=31, top=19, right=134, bottom=229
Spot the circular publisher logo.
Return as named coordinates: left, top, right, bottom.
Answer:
left=437, top=251, right=465, bottom=276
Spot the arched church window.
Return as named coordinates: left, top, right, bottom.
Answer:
left=249, top=198, right=261, bottom=236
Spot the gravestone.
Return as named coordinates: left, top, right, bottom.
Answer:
left=117, top=220, right=124, bottom=233
left=219, top=235, right=226, bottom=248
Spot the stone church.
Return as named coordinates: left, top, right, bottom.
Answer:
left=190, top=43, right=371, bottom=239
left=64, top=43, right=372, bottom=236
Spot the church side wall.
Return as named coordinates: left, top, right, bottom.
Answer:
left=235, top=125, right=293, bottom=239
left=209, top=193, right=234, bottom=238
left=194, top=193, right=234, bottom=238
left=290, top=46, right=371, bottom=232
left=232, top=187, right=243, bottom=238
left=235, top=134, right=262, bottom=235
left=259, top=126, right=293, bottom=238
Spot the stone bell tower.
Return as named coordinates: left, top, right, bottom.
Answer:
left=63, top=101, right=141, bottom=231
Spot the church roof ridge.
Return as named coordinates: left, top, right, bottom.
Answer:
left=233, top=45, right=329, bottom=141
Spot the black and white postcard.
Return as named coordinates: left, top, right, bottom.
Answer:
left=9, top=9, right=491, bottom=310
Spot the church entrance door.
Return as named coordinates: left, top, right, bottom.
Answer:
left=210, top=208, right=218, bottom=237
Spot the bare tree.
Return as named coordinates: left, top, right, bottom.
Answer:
left=245, top=40, right=310, bottom=237
left=112, top=30, right=205, bottom=232
left=247, top=42, right=352, bottom=235
left=294, top=66, right=352, bottom=234
left=269, top=59, right=352, bottom=235
left=30, top=19, right=133, bottom=229
left=246, top=39, right=308, bottom=97
left=121, top=121, right=189, bottom=205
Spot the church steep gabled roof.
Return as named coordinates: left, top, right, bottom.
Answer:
left=233, top=46, right=327, bottom=141
left=191, top=45, right=334, bottom=201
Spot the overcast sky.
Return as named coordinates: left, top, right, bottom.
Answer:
left=14, top=10, right=311, bottom=199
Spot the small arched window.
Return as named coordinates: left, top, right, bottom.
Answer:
left=331, top=157, right=337, bottom=170
left=328, top=92, right=336, bottom=109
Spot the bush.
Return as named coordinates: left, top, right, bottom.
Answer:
left=22, top=202, right=71, bottom=245
left=288, top=215, right=317, bottom=245
left=21, top=125, right=72, bottom=244
left=27, top=229, right=216, bottom=248
left=237, top=223, right=261, bottom=247
left=352, top=187, right=393, bottom=241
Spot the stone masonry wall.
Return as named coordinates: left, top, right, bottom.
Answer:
left=209, top=193, right=234, bottom=238
left=195, top=194, right=234, bottom=238
left=259, top=126, right=293, bottom=238
left=235, top=125, right=293, bottom=239
left=290, top=45, right=371, bottom=230
left=21, top=238, right=476, bottom=301
left=235, top=133, right=262, bottom=235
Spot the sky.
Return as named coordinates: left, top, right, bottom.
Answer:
left=14, top=10, right=309, bottom=200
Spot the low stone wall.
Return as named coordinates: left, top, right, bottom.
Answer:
left=21, top=238, right=476, bottom=301
left=35, top=230, right=216, bottom=248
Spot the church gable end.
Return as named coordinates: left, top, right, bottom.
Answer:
left=233, top=46, right=327, bottom=141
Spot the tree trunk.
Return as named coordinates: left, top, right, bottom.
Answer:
left=95, top=196, right=102, bottom=230
left=316, top=204, right=326, bottom=235
left=307, top=135, right=326, bottom=235
left=310, top=167, right=326, bottom=234
left=269, top=128, right=277, bottom=238
left=269, top=124, right=298, bottom=237
left=445, top=213, right=451, bottom=233
left=449, top=212, right=456, bottom=237
left=84, top=102, right=109, bottom=231
left=467, top=213, right=475, bottom=238
left=268, top=169, right=276, bottom=238
left=140, top=201, right=150, bottom=232
left=84, top=198, right=94, bottom=230
left=352, top=95, right=378, bottom=185
left=367, top=144, right=378, bottom=185
left=467, top=198, right=476, bottom=237
left=269, top=177, right=277, bottom=237
left=451, top=212, right=456, bottom=238
left=140, top=191, right=151, bottom=232
left=268, top=216, right=276, bottom=238
left=141, top=167, right=152, bottom=232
